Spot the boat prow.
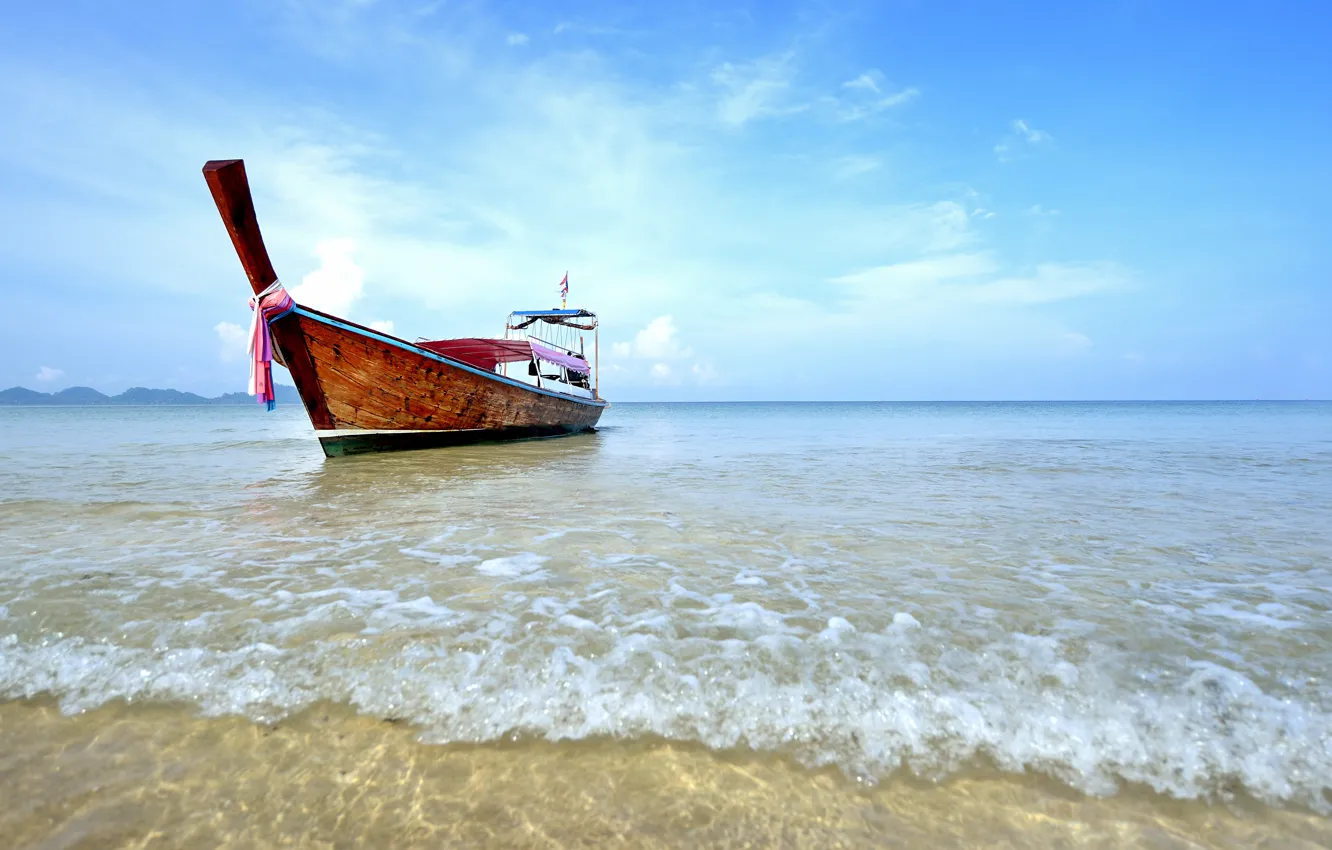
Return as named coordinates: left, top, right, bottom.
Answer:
left=203, top=159, right=608, bottom=457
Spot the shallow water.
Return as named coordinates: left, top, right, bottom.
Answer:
left=1, top=401, right=1330, bottom=846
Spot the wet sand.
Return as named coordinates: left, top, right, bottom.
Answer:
left=2, top=699, right=1327, bottom=849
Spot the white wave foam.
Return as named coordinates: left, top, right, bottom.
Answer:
left=2, top=625, right=1328, bottom=812
left=1196, top=602, right=1302, bottom=630
left=475, top=553, right=549, bottom=578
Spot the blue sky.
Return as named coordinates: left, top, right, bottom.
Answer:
left=1, top=0, right=1328, bottom=400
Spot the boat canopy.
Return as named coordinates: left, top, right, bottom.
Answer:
left=418, top=337, right=590, bottom=374
left=529, top=341, right=589, bottom=373
left=507, top=308, right=598, bottom=331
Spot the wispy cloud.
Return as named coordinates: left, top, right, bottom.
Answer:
left=833, top=69, right=918, bottom=120
left=831, top=253, right=1000, bottom=299
left=832, top=155, right=881, bottom=180
left=843, top=72, right=880, bottom=93
left=506, top=33, right=529, bottom=47
left=1012, top=119, right=1052, bottom=144
left=970, top=262, right=1127, bottom=304
left=827, top=256, right=1129, bottom=319
left=995, top=118, right=1054, bottom=161
left=35, top=366, right=64, bottom=382
left=1061, top=331, right=1093, bottom=352
left=711, top=53, right=804, bottom=127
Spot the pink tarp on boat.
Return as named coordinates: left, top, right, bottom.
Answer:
left=530, top=341, right=590, bottom=373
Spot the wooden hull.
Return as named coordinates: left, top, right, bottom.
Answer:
left=202, top=158, right=607, bottom=458
left=275, top=307, right=606, bottom=457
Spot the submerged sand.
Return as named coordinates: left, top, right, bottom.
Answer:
left=2, top=699, right=1327, bottom=849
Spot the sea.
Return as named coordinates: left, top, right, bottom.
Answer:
left=1, top=401, right=1329, bottom=848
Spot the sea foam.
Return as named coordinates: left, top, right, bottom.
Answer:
left=2, top=613, right=1328, bottom=812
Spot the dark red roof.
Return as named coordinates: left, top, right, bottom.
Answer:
left=416, top=338, right=535, bottom=371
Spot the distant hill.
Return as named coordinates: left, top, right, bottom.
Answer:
left=0, top=384, right=303, bottom=406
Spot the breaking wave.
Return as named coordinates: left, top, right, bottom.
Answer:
left=3, top=613, right=1329, bottom=812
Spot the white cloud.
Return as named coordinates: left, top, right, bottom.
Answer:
left=287, top=238, right=365, bottom=317
left=843, top=72, right=879, bottom=93
left=612, top=316, right=716, bottom=386
left=214, top=321, right=248, bottom=362
left=970, top=262, right=1128, bottom=304
left=506, top=33, right=529, bottom=47
left=369, top=319, right=395, bottom=334
left=836, top=89, right=920, bottom=121
left=1061, top=331, right=1093, bottom=352
left=876, top=88, right=919, bottom=109
left=711, top=53, right=804, bottom=126
left=1012, top=119, right=1052, bottom=144
left=912, top=201, right=975, bottom=252
left=832, top=253, right=998, bottom=300
left=618, top=315, right=692, bottom=359
left=35, top=365, right=64, bottom=382
left=996, top=119, right=1053, bottom=161
left=835, top=69, right=918, bottom=120
left=832, top=155, right=881, bottom=180
left=830, top=256, right=1128, bottom=308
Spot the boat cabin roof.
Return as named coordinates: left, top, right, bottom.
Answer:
left=510, top=308, right=596, bottom=318
left=507, top=308, right=598, bottom=332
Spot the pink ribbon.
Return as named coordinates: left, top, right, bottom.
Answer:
left=248, top=282, right=294, bottom=410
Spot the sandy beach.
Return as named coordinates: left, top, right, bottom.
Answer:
left=5, top=698, right=1329, bottom=848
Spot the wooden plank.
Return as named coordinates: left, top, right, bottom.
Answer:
left=203, top=159, right=333, bottom=428
left=202, top=160, right=276, bottom=296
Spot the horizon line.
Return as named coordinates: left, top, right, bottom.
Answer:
left=3, top=385, right=1327, bottom=405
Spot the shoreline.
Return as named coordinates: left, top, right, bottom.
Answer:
left=2, top=697, right=1327, bottom=849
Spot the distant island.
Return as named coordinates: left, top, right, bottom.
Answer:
left=0, top=385, right=302, bottom=406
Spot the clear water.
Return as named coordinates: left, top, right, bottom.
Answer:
left=1, top=402, right=1330, bottom=846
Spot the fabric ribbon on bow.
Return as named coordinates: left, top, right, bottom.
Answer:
left=248, top=281, right=295, bottom=410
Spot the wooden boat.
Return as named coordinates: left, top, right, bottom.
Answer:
left=203, top=159, right=609, bottom=457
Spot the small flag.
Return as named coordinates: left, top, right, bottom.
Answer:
left=559, top=272, right=569, bottom=307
